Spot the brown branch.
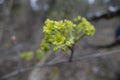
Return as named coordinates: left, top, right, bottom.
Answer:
left=68, top=44, right=75, bottom=62
left=88, top=7, right=120, bottom=21
left=1, top=67, right=32, bottom=80
left=1, top=49, right=120, bottom=80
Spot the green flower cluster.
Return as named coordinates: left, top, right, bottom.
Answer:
left=20, top=50, right=45, bottom=61
left=41, top=16, right=95, bottom=52
left=20, top=51, right=34, bottom=61
left=20, top=16, right=95, bottom=61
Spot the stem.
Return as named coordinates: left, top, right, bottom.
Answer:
left=69, top=45, right=74, bottom=62
left=69, top=32, right=86, bottom=62
left=75, top=32, right=86, bottom=43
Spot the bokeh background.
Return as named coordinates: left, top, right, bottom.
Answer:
left=0, top=0, right=120, bottom=80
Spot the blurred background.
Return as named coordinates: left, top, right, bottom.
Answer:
left=0, top=0, right=120, bottom=80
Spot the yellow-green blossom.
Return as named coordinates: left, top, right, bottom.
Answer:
left=64, top=20, right=75, bottom=28
left=41, top=16, right=95, bottom=52
left=66, top=41, right=71, bottom=46
left=81, top=17, right=95, bottom=36
left=53, top=33, right=65, bottom=45
left=77, top=23, right=85, bottom=32
left=53, top=46, right=59, bottom=52
left=54, top=21, right=64, bottom=29
left=20, top=51, right=34, bottom=61
left=41, top=40, right=50, bottom=51
left=85, top=25, right=95, bottom=36
left=43, top=26, right=52, bottom=33
left=73, top=16, right=81, bottom=22
left=43, top=19, right=55, bottom=33
left=20, top=16, right=95, bottom=61
left=45, top=19, right=54, bottom=26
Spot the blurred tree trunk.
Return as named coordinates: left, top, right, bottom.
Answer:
left=0, top=0, right=13, bottom=43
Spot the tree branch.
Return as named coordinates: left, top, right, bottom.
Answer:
left=1, top=49, right=120, bottom=80
left=87, top=7, right=120, bottom=21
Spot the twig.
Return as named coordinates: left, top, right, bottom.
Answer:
left=1, top=49, right=120, bottom=79
left=1, top=67, right=32, bottom=80
left=87, top=7, right=120, bottom=21
left=69, top=45, right=75, bottom=62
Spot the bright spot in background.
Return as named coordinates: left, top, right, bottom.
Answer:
left=30, top=0, right=49, bottom=11
left=88, top=0, right=95, bottom=5
left=109, top=6, right=118, bottom=12
left=0, top=0, right=4, bottom=4
left=30, top=0, right=40, bottom=11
